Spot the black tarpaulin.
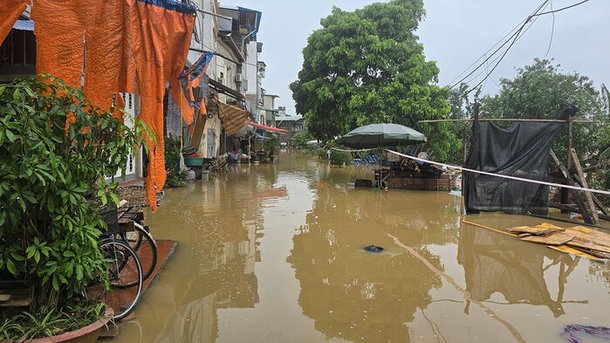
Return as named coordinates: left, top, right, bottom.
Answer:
left=464, top=121, right=563, bottom=215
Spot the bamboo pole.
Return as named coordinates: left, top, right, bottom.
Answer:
left=573, top=174, right=610, bottom=217
left=550, top=150, right=593, bottom=224
left=570, top=148, right=599, bottom=224
left=462, top=220, right=517, bottom=237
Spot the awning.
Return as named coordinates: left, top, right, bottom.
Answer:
left=218, top=102, right=250, bottom=136
left=249, top=122, right=289, bottom=134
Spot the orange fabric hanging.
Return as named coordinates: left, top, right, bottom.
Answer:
left=0, top=0, right=28, bottom=44
left=83, top=0, right=127, bottom=111
left=131, top=1, right=195, bottom=210
left=31, top=1, right=87, bottom=89
left=31, top=0, right=195, bottom=210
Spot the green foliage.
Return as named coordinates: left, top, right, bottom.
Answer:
left=293, top=130, right=314, bottom=149
left=263, top=135, right=279, bottom=156
left=290, top=0, right=456, bottom=160
left=329, top=149, right=352, bottom=166
left=481, top=59, right=608, bottom=162
left=0, top=301, right=107, bottom=340
left=164, top=136, right=184, bottom=188
left=0, top=76, right=138, bottom=311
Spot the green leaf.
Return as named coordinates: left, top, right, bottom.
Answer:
left=76, top=265, right=83, bottom=281
left=5, top=130, right=15, bottom=142
left=52, top=275, right=59, bottom=291
left=6, top=258, right=16, bottom=276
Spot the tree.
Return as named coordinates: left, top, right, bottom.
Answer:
left=480, top=58, right=610, bottom=193
left=290, top=0, right=456, bottom=160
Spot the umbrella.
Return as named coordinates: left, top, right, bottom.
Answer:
left=336, top=123, right=427, bottom=149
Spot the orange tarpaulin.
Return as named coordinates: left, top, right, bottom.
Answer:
left=31, top=0, right=196, bottom=210
left=0, top=0, right=28, bottom=45
left=133, top=0, right=195, bottom=210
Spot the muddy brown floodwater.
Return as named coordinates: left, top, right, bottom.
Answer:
left=111, top=151, right=610, bottom=343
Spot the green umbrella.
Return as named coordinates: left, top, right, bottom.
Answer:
left=337, top=123, right=427, bottom=149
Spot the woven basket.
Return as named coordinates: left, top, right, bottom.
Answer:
left=118, top=185, right=148, bottom=208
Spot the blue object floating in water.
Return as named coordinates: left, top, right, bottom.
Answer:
left=364, top=245, right=384, bottom=253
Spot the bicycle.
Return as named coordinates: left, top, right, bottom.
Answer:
left=120, top=221, right=158, bottom=285
left=87, top=237, right=143, bottom=321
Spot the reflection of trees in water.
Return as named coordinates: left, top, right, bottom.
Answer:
left=458, top=226, right=580, bottom=317
left=587, top=262, right=610, bottom=293
left=289, top=185, right=448, bottom=342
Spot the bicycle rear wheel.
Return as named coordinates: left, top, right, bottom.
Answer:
left=122, top=222, right=158, bottom=284
left=89, top=240, right=143, bottom=321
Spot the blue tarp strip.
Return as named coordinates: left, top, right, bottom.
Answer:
left=137, top=0, right=196, bottom=15
left=13, top=20, right=34, bottom=32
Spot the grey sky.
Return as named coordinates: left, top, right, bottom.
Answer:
left=223, top=0, right=610, bottom=115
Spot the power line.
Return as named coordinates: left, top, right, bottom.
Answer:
left=449, top=0, right=550, bottom=90
left=458, top=0, right=594, bottom=93
left=448, top=13, right=536, bottom=87
left=532, top=0, right=591, bottom=16
left=543, top=0, right=555, bottom=58
left=465, top=5, right=548, bottom=94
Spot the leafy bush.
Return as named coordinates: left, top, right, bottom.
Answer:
left=330, top=149, right=352, bottom=165
left=263, top=135, right=279, bottom=157
left=0, top=76, right=137, bottom=312
left=0, top=301, right=107, bottom=340
left=293, top=130, right=314, bottom=149
left=164, top=136, right=184, bottom=187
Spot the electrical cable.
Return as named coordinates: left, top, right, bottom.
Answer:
left=448, top=10, right=539, bottom=87
left=532, top=0, right=591, bottom=16
left=465, top=3, right=552, bottom=94
left=449, top=0, right=550, bottom=90
left=460, top=0, right=593, bottom=93
left=543, top=0, right=555, bottom=58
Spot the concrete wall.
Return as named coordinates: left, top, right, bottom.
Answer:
left=244, top=41, right=259, bottom=113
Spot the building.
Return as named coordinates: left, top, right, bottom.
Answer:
left=260, top=92, right=279, bottom=126
left=275, top=110, right=305, bottom=145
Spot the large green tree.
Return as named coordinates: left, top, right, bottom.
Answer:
left=290, top=0, right=455, bottom=160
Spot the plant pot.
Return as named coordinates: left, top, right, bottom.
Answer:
left=29, top=308, right=113, bottom=343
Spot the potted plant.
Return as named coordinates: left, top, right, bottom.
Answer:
left=262, top=135, right=279, bottom=163
left=0, top=76, right=139, bottom=341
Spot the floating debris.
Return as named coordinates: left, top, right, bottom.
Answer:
left=363, top=245, right=384, bottom=253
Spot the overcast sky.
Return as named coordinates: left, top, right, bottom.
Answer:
left=222, top=0, right=610, bottom=115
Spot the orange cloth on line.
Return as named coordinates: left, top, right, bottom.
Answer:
left=31, top=1, right=87, bottom=89
left=83, top=0, right=128, bottom=111
left=0, top=0, right=28, bottom=45
left=131, top=1, right=195, bottom=210
left=31, top=0, right=196, bottom=210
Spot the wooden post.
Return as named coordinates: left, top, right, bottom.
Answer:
left=567, top=115, right=573, bottom=170
left=573, top=174, right=610, bottom=217
left=570, top=148, right=599, bottom=224
left=550, top=150, right=593, bottom=224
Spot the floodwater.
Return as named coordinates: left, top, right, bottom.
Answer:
left=112, top=151, right=610, bottom=343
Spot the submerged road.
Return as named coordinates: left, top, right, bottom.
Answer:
left=113, top=151, right=610, bottom=343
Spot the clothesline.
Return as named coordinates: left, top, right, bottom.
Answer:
left=329, top=143, right=610, bottom=196
left=384, top=149, right=610, bottom=197
left=330, top=147, right=376, bottom=153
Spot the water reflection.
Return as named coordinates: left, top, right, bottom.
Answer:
left=288, top=168, right=463, bottom=342
left=144, top=164, right=289, bottom=342
left=458, top=224, right=581, bottom=318
left=111, top=152, right=610, bottom=343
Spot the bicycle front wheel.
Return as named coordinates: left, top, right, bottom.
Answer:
left=91, top=240, right=143, bottom=321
